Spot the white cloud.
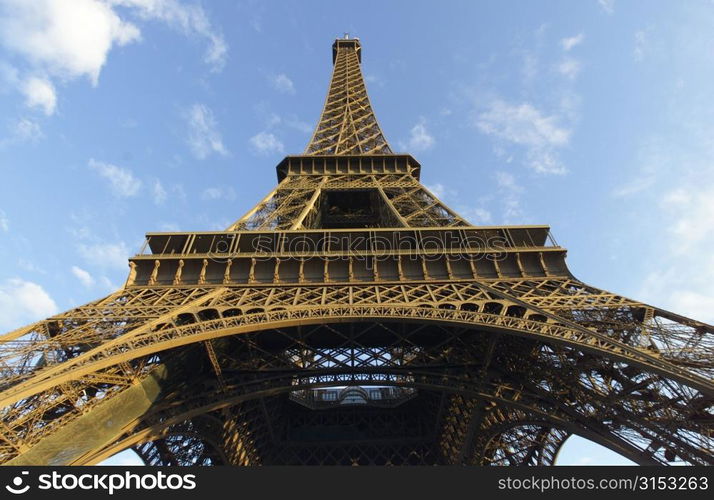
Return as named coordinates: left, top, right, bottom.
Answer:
left=270, top=73, right=295, bottom=94
left=0, top=0, right=226, bottom=115
left=283, top=115, right=312, bottom=134
left=495, top=171, right=523, bottom=192
left=495, top=171, right=525, bottom=223
left=0, top=209, right=8, bottom=231
left=560, top=33, right=584, bottom=51
left=159, top=222, right=180, bottom=232
left=661, top=187, right=714, bottom=254
left=21, top=76, right=56, bottom=115
left=598, top=0, right=615, bottom=14
left=112, top=0, right=227, bottom=72
left=364, top=73, right=384, bottom=87
left=521, top=52, right=538, bottom=84
left=424, top=183, right=491, bottom=225
left=402, top=118, right=435, bottom=152
left=634, top=30, right=647, bottom=62
left=637, top=181, right=714, bottom=323
left=152, top=179, right=167, bottom=205
left=98, top=275, right=117, bottom=291
left=185, top=103, right=228, bottom=159
left=250, top=131, right=284, bottom=155
left=13, top=117, right=43, bottom=142
left=475, top=99, right=570, bottom=174
left=77, top=241, right=131, bottom=269
left=426, top=183, right=458, bottom=202
left=476, top=101, right=570, bottom=147
left=612, top=142, right=664, bottom=197
left=265, top=112, right=282, bottom=128
left=426, top=183, right=446, bottom=199
left=0, top=278, right=58, bottom=331
left=250, top=16, right=262, bottom=33
left=639, top=262, right=714, bottom=324
left=171, top=183, right=186, bottom=201
left=201, top=186, right=236, bottom=201
left=71, top=265, right=95, bottom=287
left=0, top=118, right=43, bottom=147
left=260, top=112, right=311, bottom=134
left=89, top=158, right=142, bottom=197
left=557, top=58, right=581, bottom=80
left=17, top=259, right=44, bottom=274
left=0, top=0, right=140, bottom=85
left=208, top=218, right=232, bottom=231
left=459, top=206, right=492, bottom=225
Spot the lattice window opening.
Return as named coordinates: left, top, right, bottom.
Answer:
left=283, top=345, right=425, bottom=370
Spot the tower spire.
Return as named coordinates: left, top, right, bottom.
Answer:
left=304, top=38, right=392, bottom=155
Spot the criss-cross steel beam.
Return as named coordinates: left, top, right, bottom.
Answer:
left=0, top=36, right=712, bottom=467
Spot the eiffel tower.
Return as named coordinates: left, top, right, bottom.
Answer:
left=1, top=36, right=712, bottom=467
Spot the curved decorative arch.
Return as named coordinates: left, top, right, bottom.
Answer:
left=78, top=371, right=664, bottom=466
left=2, top=303, right=710, bottom=410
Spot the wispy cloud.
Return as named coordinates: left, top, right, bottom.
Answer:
left=400, top=118, right=435, bottom=152
left=249, top=131, right=284, bottom=155
left=77, top=241, right=131, bottom=270
left=598, top=0, right=615, bottom=15
left=560, top=33, right=584, bottom=51
left=89, top=158, right=142, bottom=197
left=518, top=24, right=549, bottom=85
left=17, top=259, right=44, bottom=274
left=638, top=184, right=714, bottom=322
left=425, top=183, right=449, bottom=199
left=283, top=115, right=312, bottom=133
left=0, top=278, right=58, bottom=331
left=185, top=103, right=228, bottom=159
left=634, top=30, right=647, bottom=62
left=0, top=0, right=140, bottom=86
left=0, top=0, right=227, bottom=117
left=159, top=222, right=180, bottom=232
left=521, top=52, right=538, bottom=84
left=152, top=179, right=167, bottom=205
left=557, top=58, right=582, bottom=80
left=459, top=206, right=492, bottom=225
left=495, top=171, right=525, bottom=222
left=21, top=76, right=56, bottom=115
left=661, top=187, right=714, bottom=255
left=1, top=117, right=44, bottom=147
left=270, top=73, right=295, bottom=94
left=71, top=265, right=95, bottom=288
left=262, top=112, right=311, bottom=133
left=364, top=73, right=384, bottom=87
left=495, top=171, right=522, bottom=192
left=425, top=183, right=492, bottom=225
left=630, top=131, right=714, bottom=323
left=612, top=140, right=666, bottom=197
left=250, top=15, right=262, bottom=33
left=474, top=99, right=570, bottom=174
left=201, top=186, right=236, bottom=201
left=0, top=209, right=8, bottom=231
left=115, top=0, right=228, bottom=71
left=12, top=118, right=43, bottom=142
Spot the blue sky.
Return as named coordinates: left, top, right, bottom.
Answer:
left=1, top=0, right=713, bottom=466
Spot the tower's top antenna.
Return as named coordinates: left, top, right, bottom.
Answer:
left=343, top=32, right=350, bottom=39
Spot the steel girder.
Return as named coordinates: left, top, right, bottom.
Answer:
left=1, top=37, right=712, bottom=467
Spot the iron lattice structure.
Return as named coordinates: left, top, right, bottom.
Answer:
left=1, top=37, right=712, bottom=466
